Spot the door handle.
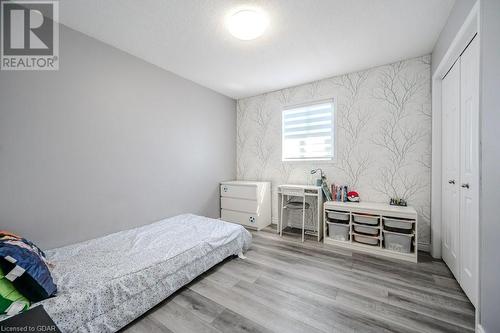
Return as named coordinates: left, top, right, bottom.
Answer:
left=448, top=180, right=455, bottom=184
left=461, top=183, right=470, bottom=189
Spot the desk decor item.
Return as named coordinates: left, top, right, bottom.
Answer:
left=321, top=181, right=332, bottom=201
left=331, top=184, right=351, bottom=202
left=390, top=198, right=407, bottom=206
left=311, top=169, right=332, bottom=201
left=347, top=191, right=360, bottom=202
left=310, top=168, right=324, bottom=186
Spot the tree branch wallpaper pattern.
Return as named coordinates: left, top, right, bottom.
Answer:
left=237, top=55, right=431, bottom=245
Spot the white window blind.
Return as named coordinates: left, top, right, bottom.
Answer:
left=282, top=101, right=334, bottom=161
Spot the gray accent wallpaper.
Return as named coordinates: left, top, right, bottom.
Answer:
left=237, top=55, right=431, bottom=245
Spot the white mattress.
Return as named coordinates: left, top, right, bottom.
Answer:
left=37, top=214, right=252, bottom=332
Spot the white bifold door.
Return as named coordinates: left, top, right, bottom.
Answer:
left=441, top=58, right=460, bottom=278
left=441, top=36, right=479, bottom=307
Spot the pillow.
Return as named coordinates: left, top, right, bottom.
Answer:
left=0, top=266, right=30, bottom=315
left=0, top=233, right=56, bottom=302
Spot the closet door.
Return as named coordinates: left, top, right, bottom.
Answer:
left=459, top=36, right=479, bottom=307
left=441, top=61, right=461, bottom=279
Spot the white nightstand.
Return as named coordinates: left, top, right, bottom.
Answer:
left=220, top=180, right=271, bottom=230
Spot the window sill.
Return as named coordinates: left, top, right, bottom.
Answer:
left=282, top=158, right=336, bottom=164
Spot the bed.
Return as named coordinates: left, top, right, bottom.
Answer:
left=36, top=214, right=252, bottom=332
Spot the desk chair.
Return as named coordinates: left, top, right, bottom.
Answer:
left=280, top=187, right=311, bottom=242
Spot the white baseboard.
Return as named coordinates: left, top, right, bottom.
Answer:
left=418, top=242, right=430, bottom=253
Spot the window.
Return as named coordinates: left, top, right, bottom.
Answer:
left=282, top=100, right=334, bottom=161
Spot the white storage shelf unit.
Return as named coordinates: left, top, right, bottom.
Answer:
left=220, top=181, right=271, bottom=230
left=324, top=201, right=418, bottom=263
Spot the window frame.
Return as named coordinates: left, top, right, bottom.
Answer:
left=281, top=98, right=337, bottom=163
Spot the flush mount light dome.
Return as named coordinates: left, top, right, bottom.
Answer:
left=227, top=9, right=269, bottom=40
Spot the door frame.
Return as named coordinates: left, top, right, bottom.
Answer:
left=431, top=1, right=479, bottom=259
left=431, top=0, right=481, bottom=328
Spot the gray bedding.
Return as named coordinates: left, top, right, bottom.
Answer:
left=37, top=214, right=252, bottom=332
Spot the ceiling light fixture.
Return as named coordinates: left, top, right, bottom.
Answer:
left=226, top=9, right=269, bottom=41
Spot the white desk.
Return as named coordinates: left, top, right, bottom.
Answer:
left=277, top=184, right=324, bottom=242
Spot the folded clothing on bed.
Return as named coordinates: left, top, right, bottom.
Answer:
left=0, top=231, right=56, bottom=304
left=0, top=266, right=30, bottom=315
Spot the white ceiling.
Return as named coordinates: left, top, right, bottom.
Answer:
left=59, top=0, right=455, bottom=99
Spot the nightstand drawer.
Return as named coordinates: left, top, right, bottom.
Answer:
left=220, top=184, right=257, bottom=200
left=221, top=197, right=258, bottom=214
left=221, top=209, right=257, bottom=228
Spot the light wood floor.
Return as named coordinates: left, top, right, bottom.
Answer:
left=122, top=227, right=475, bottom=333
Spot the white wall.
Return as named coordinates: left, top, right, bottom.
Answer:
left=237, top=56, right=432, bottom=246
left=479, top=1, right=500, bottom=331
left=0, top=25, right=236, bottom=249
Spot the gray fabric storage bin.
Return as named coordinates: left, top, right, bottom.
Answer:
left=326, top=211, right=349, bottom=223
left=383, top=231, right=413, bottom=253
left=327, top=222, right=349, bottom=241
left=353, top=224, right=379, bottom=236
left=353, top=234, right=379, bottom=246
left=352, top=214, right=379, bottom=226
left=383, top=217, right=414, bottom=230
